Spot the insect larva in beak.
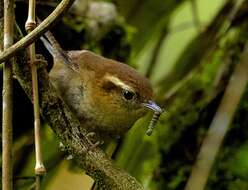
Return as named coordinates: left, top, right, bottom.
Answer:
left=142, top=100, right=164, bottom=136
left=146, top=111, right=162, bottom=136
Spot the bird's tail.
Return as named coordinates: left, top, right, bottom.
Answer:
left=37, top=18, right=74, bottom=67
left=40, top=36, right=54, bottom=56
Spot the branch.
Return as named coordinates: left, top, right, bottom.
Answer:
left=2, top=0, right=15, bottom=188
left=25, top=0, right=46, bottom=187
left=0, top=0, right=74, bottom=64
left=13, top=52, right=144, bottom=189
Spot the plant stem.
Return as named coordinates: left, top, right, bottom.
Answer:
left=2, top=0, right=14, bottom=188
left=25, top=0, right=46, bottom=187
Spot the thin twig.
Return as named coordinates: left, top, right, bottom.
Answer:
left=0, top=0, right=75, bottom=64
left=2, top=0, right=14, bottom=188
left=184, top=42, right=248, bottom=190
left=35, top=176, right=41, bottom=190
left=25, top=0, right=46, bottom=188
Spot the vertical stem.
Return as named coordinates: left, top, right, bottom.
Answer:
left=25, top=0, right=46, bottom=187
left=184, top=43, right=248, bottom=190
left=2, top=0, right=14, bottom=189
left=35, top=173, right=41, bottom=190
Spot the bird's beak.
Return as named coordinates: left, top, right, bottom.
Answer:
left=142, top=100, right=163, bottom=113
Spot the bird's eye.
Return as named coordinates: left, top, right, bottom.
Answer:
left=122, top=90, right=135, bottom=101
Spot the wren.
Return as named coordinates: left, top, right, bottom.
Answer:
left=40, top=31, right=163, bottom=140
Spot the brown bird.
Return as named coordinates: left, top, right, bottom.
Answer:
left=40, top=31, right=163, bottom=140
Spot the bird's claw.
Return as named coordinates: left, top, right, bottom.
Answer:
left=88, top=141, right=101, bottom=151
left=86, top=131, right=104, bottom=151
left=86, top=132, right=96, bottom=138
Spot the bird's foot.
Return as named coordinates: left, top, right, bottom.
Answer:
left=59, top=142, right=66, bottom=151
left=86, top=132, right=104, bottom=151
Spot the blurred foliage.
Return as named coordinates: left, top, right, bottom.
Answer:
left=0, top=0, right=248, bottom=190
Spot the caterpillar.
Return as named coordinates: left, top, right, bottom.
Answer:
left=146, top=110, right=163, bottom=136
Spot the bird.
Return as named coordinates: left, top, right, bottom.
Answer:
left=40, top=30, right=163, bottom=141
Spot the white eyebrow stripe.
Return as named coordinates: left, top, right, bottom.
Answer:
left=105, top=74, right=135, bottom=92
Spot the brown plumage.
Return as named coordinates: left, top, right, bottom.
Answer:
left=41, top=32, right=162, bottom=140
left=68, top=50, right=153, bottom=101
